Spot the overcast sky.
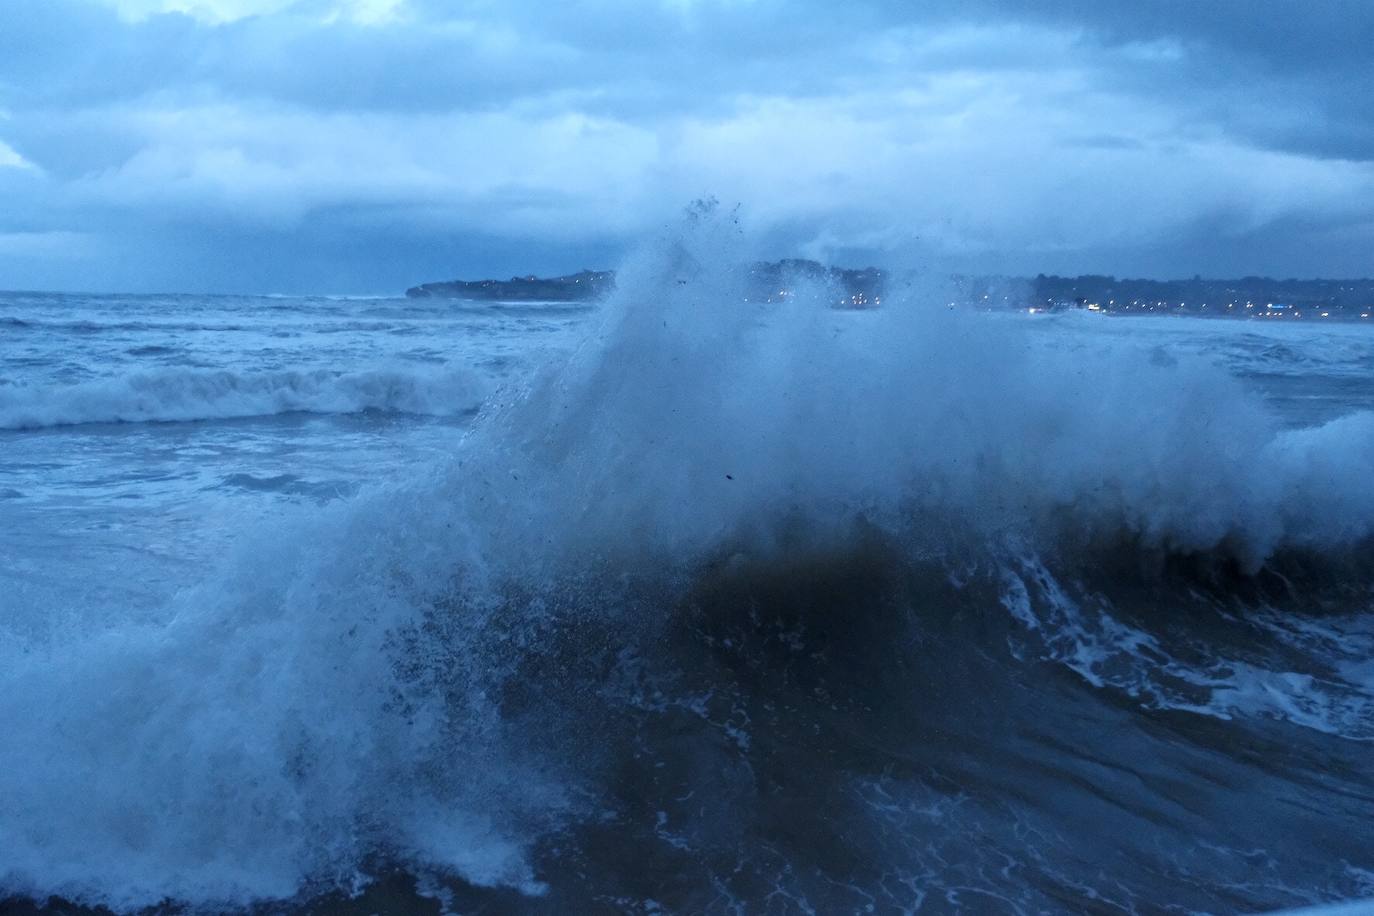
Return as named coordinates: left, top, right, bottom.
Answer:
left=2, top=0, right=1372, bottom=293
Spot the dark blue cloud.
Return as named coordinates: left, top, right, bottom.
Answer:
left=0, top=0, right=1371, bottom=293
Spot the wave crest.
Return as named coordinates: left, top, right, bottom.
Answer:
left=0, top=366, right=487, bottom=429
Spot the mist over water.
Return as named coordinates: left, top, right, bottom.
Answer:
left=2, top=216, right=1374, bottom=913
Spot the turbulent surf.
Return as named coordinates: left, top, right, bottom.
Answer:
left=2, top=218, right=1373, bottom=913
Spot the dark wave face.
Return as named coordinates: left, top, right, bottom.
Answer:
left=3, top=216, right=1374, bottom=914
left=448, top=534, right=1374, bottom=913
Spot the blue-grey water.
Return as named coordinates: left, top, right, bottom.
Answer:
left=0, top=292, right=585, bottom=626
left=3, top=253, right=1374, bottom=913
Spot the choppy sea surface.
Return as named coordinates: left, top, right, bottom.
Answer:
left=3, top=243, right=1374, bottom=914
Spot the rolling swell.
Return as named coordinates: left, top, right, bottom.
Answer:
left=3, top=217, right=1374, bottom=912
left=0, top=365, right=487, bottom=429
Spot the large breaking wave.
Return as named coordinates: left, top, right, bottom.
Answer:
left=3, top=211, right=1373, bottom=912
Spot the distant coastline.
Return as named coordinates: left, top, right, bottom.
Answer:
left=406, top=263, right=1374, bottom=320
left=406, top=270, right=614, bottom=302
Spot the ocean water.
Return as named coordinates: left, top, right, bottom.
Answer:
left=3, top=232, right=1374, bottom=914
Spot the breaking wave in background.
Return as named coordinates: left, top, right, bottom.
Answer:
left=0, top=366, right=487, bottom=429
left=2, top=211, right=1373, bottom=912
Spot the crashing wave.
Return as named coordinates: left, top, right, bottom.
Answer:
left=3, top=207, right=1373, bottom=912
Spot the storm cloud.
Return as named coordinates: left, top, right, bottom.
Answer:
left=1, top=0, right=1372, bottom=292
